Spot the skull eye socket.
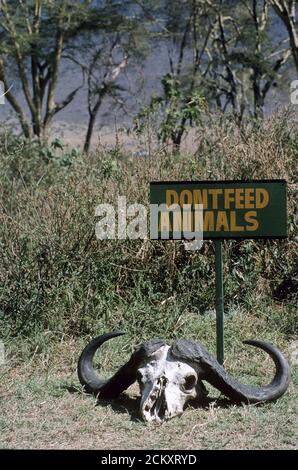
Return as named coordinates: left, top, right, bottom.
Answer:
left=183, top=374, right=196, bottom=391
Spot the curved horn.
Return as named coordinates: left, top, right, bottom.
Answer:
left=77, top=331, right=124, bottom=395
left=171, top=339, right=290, bottom=403
left=78, top=331, right=166, bottom=399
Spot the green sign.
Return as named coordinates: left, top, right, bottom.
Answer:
left=150, top=179, right=287, bottom=240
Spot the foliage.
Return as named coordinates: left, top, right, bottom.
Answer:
left=0, top=111, right=297, bottom=342
left=0, top=0, right=141, bottom=140
left=0, top=1, right=297, bottom=148
left=135, top=73, right=206, bottom=147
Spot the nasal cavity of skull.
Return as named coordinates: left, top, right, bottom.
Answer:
left=157, top=376, right=168, bottom=387
left=183, top=374, right=197, bottom=391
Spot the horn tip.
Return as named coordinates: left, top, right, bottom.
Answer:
left=243, top=339, right=260, bottom=346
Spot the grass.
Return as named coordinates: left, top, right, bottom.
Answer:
left=0, top=109, right=297, bottom=449
left=0, top=344, right=298, bottom=450
left=0, top=305, right=297, bottom=450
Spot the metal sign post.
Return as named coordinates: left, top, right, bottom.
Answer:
left=215, top=240, right=224, bottom=364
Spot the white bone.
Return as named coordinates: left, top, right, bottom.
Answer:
left=137, top=345, right=204, bottom=423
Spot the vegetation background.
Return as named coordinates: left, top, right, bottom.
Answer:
left=0, top=0, right=297, bottom=450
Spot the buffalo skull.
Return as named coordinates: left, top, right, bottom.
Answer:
left=77, top=332, right=290, bottom=423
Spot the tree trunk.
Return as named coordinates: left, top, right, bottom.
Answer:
left=252, top=73, right=265, bottom=119
left=84, top=111, right=97, bottom=153
left=271, top=0, right=298, bottom=74
left=83, top=92, right=104, bottom=153
left=171, top=132, right=183, bottom=153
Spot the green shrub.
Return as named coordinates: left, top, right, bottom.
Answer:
left=0, top=110, right=297, bottom=344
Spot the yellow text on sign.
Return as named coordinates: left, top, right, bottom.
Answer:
left=166, top=188, right=269, bottom=210
left=158, top=187, right=271, bottom=233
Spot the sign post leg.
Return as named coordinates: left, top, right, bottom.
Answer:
left=215, top=240, right=224, bottom=364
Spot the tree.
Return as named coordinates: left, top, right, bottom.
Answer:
left=188, top=0, right=291, bottom=120
left=135, top=73, right=206, bottom=150
left=135, top=0, right=212, bottom=149
left=269, top=0, right=298, bottom=73
left=221, top=0, right=291, bottom=119
left=82, top=40, right=128, bottom=153
left=0, top=0, right=125, bottom=140
left=135, top=0, right=295, bottom=143
left=75, top=8, right=145, bottom=153
left=207, top=0, right=247, bottom=123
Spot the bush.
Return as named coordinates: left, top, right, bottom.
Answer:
left=0, top=110, right=297, bottom=343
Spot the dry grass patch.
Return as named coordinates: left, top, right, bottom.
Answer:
left=0, top=338, right=297, bottom=450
